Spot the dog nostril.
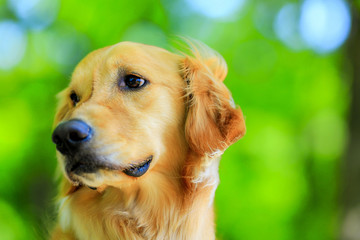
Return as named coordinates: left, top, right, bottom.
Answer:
left=68, top=129, right=89, bottom=142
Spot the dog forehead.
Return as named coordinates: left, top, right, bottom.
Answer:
left=104, top=42, right=181, bottom=73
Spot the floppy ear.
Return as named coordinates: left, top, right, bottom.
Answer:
left=181, top=44, right=245, bottom=155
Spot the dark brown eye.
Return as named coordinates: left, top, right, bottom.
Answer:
left=70, top=92, right=80, bottom=106
left=123, top=74, right=147, bottom=89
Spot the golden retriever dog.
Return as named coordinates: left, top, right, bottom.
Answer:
left=51, top=40, right=245, bottom=239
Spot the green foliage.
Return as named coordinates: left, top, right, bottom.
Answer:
left=0, top=0, right=350, bottom=239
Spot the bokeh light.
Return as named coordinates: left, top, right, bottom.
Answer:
left=8, top=0, right=59, bottom=30
left=274, top=0, right=351, bottom=53
left=274, top=3, right=305, bottom=51
left=184, top=0, right=246, bottom=19
left=0, top=20, right=27, bottom=70
left=299, top=0, right=351, bottom=53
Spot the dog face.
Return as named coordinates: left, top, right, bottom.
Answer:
left=52, top=41, right=245, bottom=191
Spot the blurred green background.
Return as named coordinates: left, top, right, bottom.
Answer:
left=0, top=0, right=359, bottom=239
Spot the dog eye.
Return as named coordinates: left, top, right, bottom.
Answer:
left=70, top=92, right=80, bottom=106
left=122, top=74, right=147, bottom=89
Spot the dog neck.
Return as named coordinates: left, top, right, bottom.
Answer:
left=55, top=152, right=221, bottom=240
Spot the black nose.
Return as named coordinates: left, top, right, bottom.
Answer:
left=52, top=119, right=93, bottom=155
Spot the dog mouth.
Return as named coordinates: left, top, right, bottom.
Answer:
left=66, top=155, right=153, bottom=187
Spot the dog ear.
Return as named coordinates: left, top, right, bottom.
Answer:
left=181, top=44, right=245, bottom=155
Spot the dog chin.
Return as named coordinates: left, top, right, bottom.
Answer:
left=66, top=170, right=109, bottom=189
left=76, top=173, right=105, bottom=188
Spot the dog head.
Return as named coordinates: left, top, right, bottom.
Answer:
left=52, top=41, right=245, bottom=193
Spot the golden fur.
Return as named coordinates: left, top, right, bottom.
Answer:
left=51, top=40, right=245, bottom=240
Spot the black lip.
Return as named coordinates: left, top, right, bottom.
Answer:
left=123, top=156, right=153, bottom=177
left=65, top=153, right=120, bottom=176
left=65, top=154, right=153, bottom=179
